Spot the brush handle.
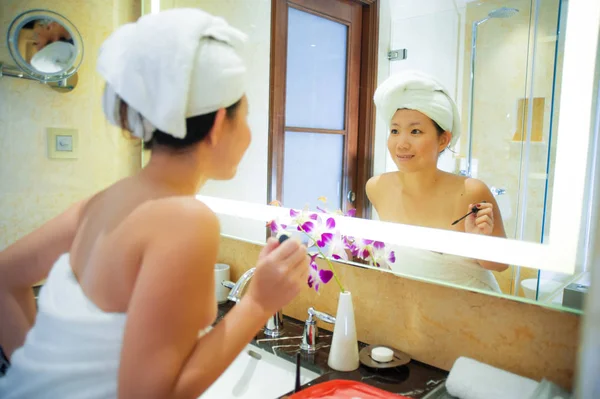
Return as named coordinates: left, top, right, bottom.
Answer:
left=451, top=201, right=487, bottom=226
left=451, top=211, right=474, bottom=226
left=294, top=352, right=301, bottom=392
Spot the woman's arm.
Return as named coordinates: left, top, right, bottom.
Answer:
left=0, top=197, right=89, bottom=357
left=0, top=287, right=36, bottom=358
left=464, top=179, right=509, bottom=272
left=0, top=197, right=89, bottom=290
left=118, top=199, right=308, bottom=399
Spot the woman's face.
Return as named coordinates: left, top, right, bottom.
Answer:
left=387, top=109, right=450, bottom=172
left=32, top=22, right=71, bottom=51
left=208, top=95, right=251, bottom=180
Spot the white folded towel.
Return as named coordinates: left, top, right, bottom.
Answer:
left=373, top=70, right=461, bottom=148
left=446, top=357, right=539, bottom=399
left=97, top=8, right=247, bottom=140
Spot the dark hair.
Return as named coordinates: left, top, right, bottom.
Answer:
left=118, top=98, right=242, bottom=151
left=432, top=120, right=445, bottom=136
left=22, top=20, right=74, bottom=44
left=432, top=121, right=456, bottom=154
left=22, top=20, right=38, bottom=30
left=58, top=37, right=75, bottom=45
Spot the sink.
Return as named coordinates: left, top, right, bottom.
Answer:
left=422, top=383, right=456, bottom=399
left=200, top=345, right=320, bottom=398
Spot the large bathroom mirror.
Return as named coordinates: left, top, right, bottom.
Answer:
left=141, top=0, right=600, bottom=312
left=2, top=9, right=83, bottom=90
left=175, top=0, right=573, bottom=244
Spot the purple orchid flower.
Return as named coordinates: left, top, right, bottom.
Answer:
left=307, top=254, right=334, bottom=292
left=315, top=217, right=336, bottom=248
left=267, top=219, right=287, bottom=235
left=289, top=209, right=319, bottom=233
left=355, top=240, right=396, bottom=268
left=324, top=231, right=350, bottom=261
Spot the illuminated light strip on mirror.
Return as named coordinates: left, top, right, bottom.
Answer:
left=197, top=195, right=556, bottom=272
left=196, top=0, right=600, bottom=276
left=151, top=0, right=160, bottom=14
left=546, top=0, right=600, bottom=272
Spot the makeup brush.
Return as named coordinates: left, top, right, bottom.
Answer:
left=451, top=201, right=487, bottom=226
left=294, top=352, right=302, bottom=393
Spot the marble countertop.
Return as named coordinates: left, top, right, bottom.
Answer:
left=216, top=302, right=448, bottom=398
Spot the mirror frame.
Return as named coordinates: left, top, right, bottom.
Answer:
left=6, top=9, right=84, bottom=82
left=197, top=0, right=600, bottom=276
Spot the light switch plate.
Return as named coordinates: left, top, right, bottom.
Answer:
left=47, top=128, right=78, bottom=159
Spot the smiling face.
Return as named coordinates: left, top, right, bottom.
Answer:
left=387, top=109, right=452, bottom=172
left=32, top=21, right=72, bottom=51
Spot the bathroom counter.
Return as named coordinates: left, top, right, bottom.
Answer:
left=216, top=302, right=448, bottom=398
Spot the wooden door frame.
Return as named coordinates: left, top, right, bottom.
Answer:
left=267, top=0, right=379, bottom=218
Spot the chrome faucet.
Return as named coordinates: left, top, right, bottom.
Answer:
left=222, top=268, right=284, bottom=337
left=223, top=269, right=254, bottom=303
left=300, top=307, right=336, bottom=353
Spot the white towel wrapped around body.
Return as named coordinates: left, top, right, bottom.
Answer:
left=446, top=357, right=539, bottom=399
left=0, top=254, right=127, bottom=399
left=373, top=70, right=461, bottom=148
left=387, top=247, right=501, bottom=293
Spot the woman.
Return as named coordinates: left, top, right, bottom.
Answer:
left=368, top=70, right=508, bottom=292
left=0, top=9, right=308, bottom=398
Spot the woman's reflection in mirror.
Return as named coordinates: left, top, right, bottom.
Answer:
left=367, top=70, right=508, bottom=292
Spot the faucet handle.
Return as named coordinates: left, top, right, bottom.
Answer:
left=300, top=307, right=335, bottom=353
left=307, top=307, right=336, bottom=324
left=221, top=280, right=235, bottom=290
left=490, top=186, right=507, bottom=196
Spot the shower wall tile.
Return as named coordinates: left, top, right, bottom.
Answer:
left=460, top=0, right=561, bottom=246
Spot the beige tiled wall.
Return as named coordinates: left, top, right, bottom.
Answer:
left=218, top=236, right=580, bottom=390
left=0, top=0, right=142, bottom=250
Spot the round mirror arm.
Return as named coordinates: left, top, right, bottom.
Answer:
left=0, top=62, right=38, bottom=81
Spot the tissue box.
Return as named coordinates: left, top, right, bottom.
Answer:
left=562, top=283, right=588, bottom=310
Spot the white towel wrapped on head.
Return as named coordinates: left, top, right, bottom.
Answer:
left=446, top=357, right=539, bottom=399
left=373, top=70, right=461, bottom=148
left=97, top=8, right=247, bottom=140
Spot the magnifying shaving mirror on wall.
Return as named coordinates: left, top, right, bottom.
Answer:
left=1, top=9, right=83, bottom=92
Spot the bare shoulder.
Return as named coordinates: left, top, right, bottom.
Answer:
left=462, top=177, right=496, bottom=205
left=366, top=174, right=381, bottom=190
left=438, top=171, right=467, bottom=185
left=366, top=172, right=397, bottom=203
left=367, top=172, right=397, bottom=190
left=140, top=196, right=216, bottom=218
left=464, top=177, right=493, bottom=196
left=134, top=197, right=220, bottom=239
left=365, top=174, right=380, bottom=198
